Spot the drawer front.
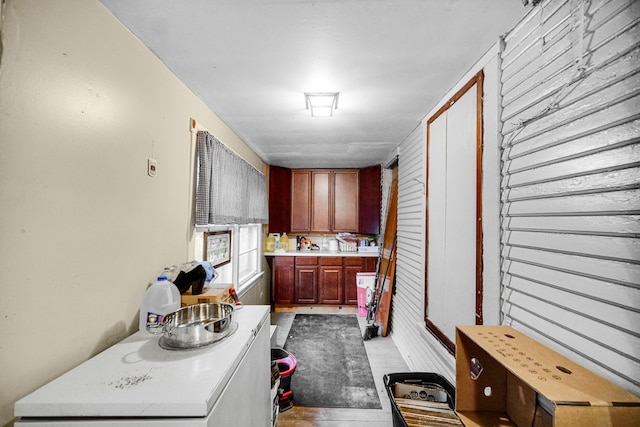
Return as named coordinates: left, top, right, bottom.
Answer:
left=362, top=257, right=377, bottom=272
left=344, top=256, right=363, bottom=266
left=320, top=257, right=343, bottom=266
left=295, top=256, right=318, bottom=266
left=275, top=256, right=294, bottom=267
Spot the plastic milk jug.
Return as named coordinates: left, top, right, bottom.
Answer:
left=139, top=276, right=181, bottom=334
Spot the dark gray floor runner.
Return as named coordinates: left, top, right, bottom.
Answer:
left=284, top=313, right=381, bottom=409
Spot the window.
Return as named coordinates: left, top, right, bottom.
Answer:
left=190, top=129, right=266, bottom=295
left=235, top=224, right=262, bottom=292
left=195, top=224, right=262, bottom=294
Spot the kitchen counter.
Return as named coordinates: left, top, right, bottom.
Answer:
left=265, top=249, right=378, bottom=257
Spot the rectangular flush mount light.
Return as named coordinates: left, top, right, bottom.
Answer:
left=305, top=92, right=339, bottom=117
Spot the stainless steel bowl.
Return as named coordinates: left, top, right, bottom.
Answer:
left=158, top=302, right=236, bottom=350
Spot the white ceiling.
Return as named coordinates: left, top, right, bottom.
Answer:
left=99, top=0, right=529, bottom=169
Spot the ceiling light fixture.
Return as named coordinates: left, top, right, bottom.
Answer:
left=305, top=92, right=339, bottom=117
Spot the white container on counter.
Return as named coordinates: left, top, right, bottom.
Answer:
left=138, top=276, right=181, bottom=334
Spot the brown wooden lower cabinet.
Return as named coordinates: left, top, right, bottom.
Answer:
left=273, top=256, right=295, bottom=305
left=343, top=257, right=364, bottom=305
left=273, top=256, right=377, bottom=305
left=294, top=256, right=318, bottom=304
left=319, top=257, right=343, bottom=304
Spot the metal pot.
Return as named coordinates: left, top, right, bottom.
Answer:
left=157, top=302, right=236, bottom=350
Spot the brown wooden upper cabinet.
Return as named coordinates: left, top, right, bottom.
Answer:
left=333, top=171, right=359, bottom=232
left=291, top=170, right=312, bottom=232
left=269, top=165, right=380, bottom=234
left=292, top=169, right=358, bottom=233
left=358, top=165, right=381, bottom=234
left=268, top=165, right=292, bottom=233
left=311, top=170, right=332, bottom=232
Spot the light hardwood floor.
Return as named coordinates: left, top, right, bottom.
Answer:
left=271, top=306, right=409, bottom=427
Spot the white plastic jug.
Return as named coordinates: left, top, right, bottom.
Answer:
left=139, top=276, right=181, bottom=334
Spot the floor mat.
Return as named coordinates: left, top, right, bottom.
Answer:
left=284, top=313, right=382, bottom=409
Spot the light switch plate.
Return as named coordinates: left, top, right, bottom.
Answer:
left=148, top=158, right=157, bottom=177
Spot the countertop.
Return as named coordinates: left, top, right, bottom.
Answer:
left=264, top=249, right=379, bottom=257
left=15, top=305, right=270, bottom=419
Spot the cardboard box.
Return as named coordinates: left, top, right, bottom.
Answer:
left=180, top=284, right=233, bottom=306
left=455, top=325, right=640, bottom=427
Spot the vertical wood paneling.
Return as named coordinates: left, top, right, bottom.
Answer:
left=393, top=122, right=457, bottom=381
left=430, top=83, right=481, bottom=342
left=391, top=45, right=504, bottom=385
left=500, top=0, right=640, bottom=395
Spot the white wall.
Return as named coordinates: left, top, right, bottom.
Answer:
left=0, top=1, right=265, bottom=425
left=390, top=45, right=503, bottom=384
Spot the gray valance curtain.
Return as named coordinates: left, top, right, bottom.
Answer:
left=195, top=131, right=268, bottom=226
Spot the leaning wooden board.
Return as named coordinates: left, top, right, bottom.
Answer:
left=376, top=169, right=398, bottom=336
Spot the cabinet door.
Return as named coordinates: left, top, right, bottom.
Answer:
left=319, top=257, right=343, bottom=304
left=291, top=170, right=311, bottom=232
left=333, top=170, right=359, bottom=232
left=295, top=266, right=318, bottom=303
left=344, top=257, right=363, bottom=305
left=311, top=171, right=332, bottom=232
left=359, top=165, right=381, bottom=234
left=274, top=257, right=295, bottom=305
left=268, top=165, right=292, bottom=233
left=344, top=266, right=362, bottom=305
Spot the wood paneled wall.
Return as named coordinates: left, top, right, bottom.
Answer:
left=499, top=0, right=640, bottom=395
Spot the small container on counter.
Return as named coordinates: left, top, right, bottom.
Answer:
left=139, top=276, right=181, bottom=334
left=265, top=233, right=277, bottom=252
left=288, top=236, right=297, bottom=251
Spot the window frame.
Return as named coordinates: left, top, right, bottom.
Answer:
left=424, top=70, right=484, bottom=354
left=233, top=224, right=263, bottom=293
left=194, top=224, right=263, bottom=295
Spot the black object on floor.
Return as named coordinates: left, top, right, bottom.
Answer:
left=384, top=372, right=458, bottom=427
left=271, top=347, right=297, bottom=411
left=363, top=322, right=379, bottom=341
left=284, top=314, right=382, bottom=409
